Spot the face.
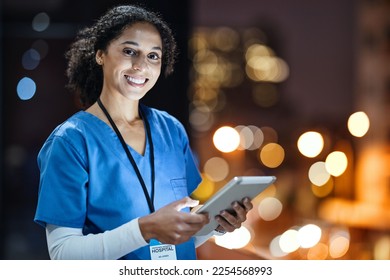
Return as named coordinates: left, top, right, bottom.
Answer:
left=97, top=22, right=163, bottom=101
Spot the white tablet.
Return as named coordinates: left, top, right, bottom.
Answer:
left=193, top=176, right=276, bottom=236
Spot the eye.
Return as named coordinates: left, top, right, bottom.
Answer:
left=148, top=52, right=161, bottom=61
left=123, top=48, right=136, bottom=56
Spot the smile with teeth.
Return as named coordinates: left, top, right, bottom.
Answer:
left=125, top=75, right=148, bottom=85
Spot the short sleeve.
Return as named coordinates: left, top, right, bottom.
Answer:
left=34, top=133, right=89, bottom=228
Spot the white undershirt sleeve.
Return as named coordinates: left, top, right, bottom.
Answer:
left=45, top=218, right=148, bottom=260
left=46, top=218, right=218, bottom=259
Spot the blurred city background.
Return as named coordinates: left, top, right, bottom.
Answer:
left=1, top=0, right=390, bottom=260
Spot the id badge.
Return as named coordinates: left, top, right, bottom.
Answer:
left=149, top=239, right=177, bottom=260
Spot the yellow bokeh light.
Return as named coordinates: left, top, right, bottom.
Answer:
left=308, top=161, right=330, bottom=186
left=259, top=143, right=285, bottom=168
left=203, top=157, right=230, bottom=182
left=347, top=111, right=370, bottom=137
left=311, top=177, right=334, bottom=198
left=191, top=174, right=215, bottom=202
left=297, top=131, right=324, bottom=158
left=213, top=126, right=240, bottom=153
left=325, top=151, right=348, bottom=177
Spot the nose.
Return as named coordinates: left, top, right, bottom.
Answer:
left=132, top=55, right=147, bottom=71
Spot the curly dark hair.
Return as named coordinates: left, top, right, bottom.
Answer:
left=65, top=5, right=177, bottom=107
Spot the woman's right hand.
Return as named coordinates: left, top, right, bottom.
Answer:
left=138, top=197, right=210, bottom=245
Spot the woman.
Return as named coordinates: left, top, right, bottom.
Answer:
left=34, top=4, right=252, bottom=260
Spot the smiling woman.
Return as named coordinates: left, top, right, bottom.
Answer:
left=33, top=4, right=254, bottom=260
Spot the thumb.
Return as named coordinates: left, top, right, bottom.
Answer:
left=172, top=196, right=199, bottom=211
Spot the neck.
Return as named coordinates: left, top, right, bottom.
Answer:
left=98, top=93, right=140, bottom=123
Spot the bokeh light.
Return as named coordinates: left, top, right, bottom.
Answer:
left=203, top=157, right=229, bottom=182
left=308, top=161, right=331, bottom=186
left=325, top=151, right=348, bottom=177
left=257, top=197, right=283, bottom=221
left=347, top=111, right=370, bottom=137
left=279, top=229, right=300, bottom=253
left=297, top=131, right=324, bottom=158
left=297, top=224, right=322, bottom=248
left=214, top=226, right=252, bottom=249
left=311, top=177, right=334, bottom=198
left=32, top=12, right=50, bottom=32
left=16, top=77, right=36, bottom=100
left=307, top=243, right=329, bottom=260
left=269, top=235, right=288, bottom=258
left=213, top=126, right=240, bottom=153
left=22, top=49, right=41, bottom=70
left=259, top=143, right=284, bottom=168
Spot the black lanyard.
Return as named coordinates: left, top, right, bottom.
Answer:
left=97, top=98, right=155, bottom=213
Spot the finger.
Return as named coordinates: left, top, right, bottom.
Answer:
left=218, top=209, right=241, bottom=229
left=215, top=215, right=236, bottom=232
left=172, top=197, right=200, bottom=211
left=242, top=197, right=253, bottom=211
left=232, top=201, right=247, bottom=222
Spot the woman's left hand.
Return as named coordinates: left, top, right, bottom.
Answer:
left=214, top=197, right=253, bottom=233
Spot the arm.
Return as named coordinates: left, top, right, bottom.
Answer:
left=46, top=197, right=209, bottom=259
left=46, top=218, right=147, bottom=260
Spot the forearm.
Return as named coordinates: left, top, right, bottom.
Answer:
left=46, top=218, right=148, bottom=260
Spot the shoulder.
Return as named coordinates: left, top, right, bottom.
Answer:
left=41, top=111, right=92, bottom=155
left=141, top=105, right=186, bottom=133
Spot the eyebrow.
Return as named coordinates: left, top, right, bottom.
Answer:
left=121, top=40, right=162, bottom=51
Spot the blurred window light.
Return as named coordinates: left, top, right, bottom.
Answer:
left=279, top=229, right=300, bottom=253
left=257, top=197, right=283, bottom=221
left=297, top=131, right=324, bottom=158
left=325, top=151, right=348, bottom=177
left=297, top=224, right=322, bottom=248
left=347, top=111, right=370, bottom=137
left=308, top=161, right=330, bottom=186
left=259, top=143, right=284, bottom=168
left=17, top=77, right=36, bottom=100
left=214, top=226, right=252, bottom=249
left=22, top=49, right=41, bottom=70
left=213, top=126, right=240, bottom=153
left=32, top=12, right=50, bottom=32
left=203, top=157, right=230, bottom=182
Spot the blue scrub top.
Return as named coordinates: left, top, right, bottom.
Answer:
left=34, top=104, right=202, bottom=260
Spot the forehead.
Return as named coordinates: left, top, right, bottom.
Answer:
left=115, top=22, right=162, bottom=48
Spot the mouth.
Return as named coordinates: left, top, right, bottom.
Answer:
left=125, top=75, right=148, bottom=87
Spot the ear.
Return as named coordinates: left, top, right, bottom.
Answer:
left=96, top=50, right=104, bottom=65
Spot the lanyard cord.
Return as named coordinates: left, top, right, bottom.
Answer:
left=97, top=98, right=155, bottom=213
